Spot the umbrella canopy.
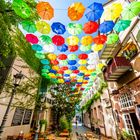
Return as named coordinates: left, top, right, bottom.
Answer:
left=78, top=60, right=87, bottom=65
left=121, top=1, right=140, bottom=20
left=41, top=59, right=50, bottom=65
left=68, top=45, right=79, bottom=52
left=12, top=0, right=31, bottom=19
left=43, top=65, right=51, bottom=70
left=68, top=60, right=77, bottom=65
left=67, top=36, right=79, bottom=46
left=80, top=45, right=91, bottom=52
left=93, top=35, right=107, bottom=44
left=67, top=23, right=82, bottom=35
left=68, top=54, right=77, bottom=60
left=81, top=36, right=93, bottom=46
left=35, top=52, right=45, bottom=59
left=78, top=66, right=87, bottom=71
left=83, top=21, right=98, bottom=34
left=92, top=44, right=103, bottom=52
left=69, top=66, right=77, bottom=70
left=47, top=53, right=57, bottom=60
left=78, top=54, right=88, bottom=59
left=32, top=44, right=42, bottom=51
left=99, top=21, right=115, bottom=34
left=51, top=22, right=66, bottom=35
left=57, top=44, right=68, bottom=52
left=58, top=54, right=67, bottom=60
left=21, top=20, right=37, bottom=33
left=36, top=21, right=51, bottom=34
left=60, top=66, right=68, bottom=71
left=26, top=34, right=38, bottom=44
left=106, top=33, right=119, bottom=45
left=36, top=2, right=54, bottom=20
left=59, top=60, right=68, bottom=66
left=73, top=70, right=79, bottom=74
left=68, top=2, right=85, bottom=21
left=113, top=20, right=131, bottom=32
left=52, top=35, right=65, bottom=46
left=87, top=65, right=95, bottom=70
left=40, top=35, right=52, bottom=45
left=42, top=44, right=55, bottom=53
left=85, top=2, right=104, bottom=21
left=65, top=70, right=72, bottom=74
left=51, top=60, right=59, bottom=65
left=52, top=66, right=59, bottom=71
left=103, top=3, right=122, bottom=20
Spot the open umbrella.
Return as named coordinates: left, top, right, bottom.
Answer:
left=68, top=45, right=79, bottom=52
left=67, top=36, right=79, bottom=46
left=58, top=54, right=67, bottom=60
left=69, top=66, right=77, bottom=70
left=78, top=66, right=87, bottom=71
left=36, top=21, right=51, bottom=34
left=41, top=59, right=50, bottom=65
left=60, top=66, right=68, bottom=71
left=106, top=33, right=119, bottom=45
left=36, top=2, right=54, bottom=20
left=85, top=2, right=104, bottom=21
left=59, top=60, right=68, bottom=66
left=52, top=66, right=59, bottom=71
left=83, top=21, right=98, bottom=34
left=68, top=2, right=85, bottom=21
left=32, top=44, right=42, bottom=51
left=26, top=34, right=38, bottom=44
left=80, top=45, right=91, bottom=52
left=35, top=52, right=45, bottom=59
left=73, top=70, right=79, bottom=74
left=92, top=44, right=103, bottom=52
left=43, top=65, right=51, bottom=70
left=21, top=20, right=37, bottom=33
left=57, top=44, right=68, bottom=52
left=68, top=60, right=77, bottom=65
left=81, top=36, right=93, bottom=46
left=93, top=35, right=107, bottom=44
left=52, top=35, right=65, bottom=46
left=51, top=22, right=66, bottom=35
left=40, top=35, right=52, bottom=45
left=121, top=1, right=140, bottom=20
left=113, top=20, right=131, bottom=32
left=51, top=60, right=59, bottom=65
left=47, top=53, right=57, bottom=60
left=67, top=23, right=82, bottom=35
left=103, top=3, right=122, bottom=20
left=42, top=44, right=55, bottom=53
left=78, top=54, right=88, bottom=59
left=12, top=0, right=31, bottom=19
left=99, top=21, right=115, bottom=34
left=65, top=70, right=72, bottom=74
left=78, top=60, right=87, bottom=65
left=68, top=54, right=77, bottom=60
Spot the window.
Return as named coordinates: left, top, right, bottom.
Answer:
left=119, top=93, right=134, bottom=109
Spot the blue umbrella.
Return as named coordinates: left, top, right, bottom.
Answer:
left=76, top=82, right=82, bottom=84
left=43, top=65, right=51, bottom=70
left=57, top=44, right=68, bottom=52
left=51, top=22, right=66, bottom=34
left=41, top=59, right=50, bottom=65
left=65, top=79, right=70, bottom=82
left=49, top=69, right=57, bottom=74
left=78, top=73, right=84, bottom=76
left=69, top=66, right=77, bottom=70
left=99, top=21, right=115, bottom=34
left=68, top=60, right=77, bottom=65
left=84, top=77, right=89, bottom=80
left=32, top=44, right=42, bottom=51
left=85, top=2, right=104, bottom=21
left=64, top=74, right=70, bottom=77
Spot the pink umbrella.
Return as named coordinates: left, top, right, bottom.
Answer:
left=26, top=34, right=39, bottom=44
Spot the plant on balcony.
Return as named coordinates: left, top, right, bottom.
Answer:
left=59, top=116, right=69, bottom=131
left=39, top=119, right=47, bottom=133
left=119, top=129, right=134, bottom=140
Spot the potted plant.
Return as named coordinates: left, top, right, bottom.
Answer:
left=119, top=129, right=134, bottom=140
left=39, top=119, right=47, bottom=133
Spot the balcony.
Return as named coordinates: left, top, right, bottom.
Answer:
left=103, top=57, right=132, bottom=81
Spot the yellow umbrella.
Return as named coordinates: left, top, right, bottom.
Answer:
left=92, top=44, right=104, bottom=52
left=78, top=60, right=87, bottom=65
left=48, top=73, right=56, bottom=78
left=36, top=21, right=51, bottom=34
left=67, top=36, right=79, bottom=45
left=47, top=53, right=57, bottom=60
left=81, top=36, right=93, bottom=46
left=65, top=70, right=72, bottom=74
left=78, top=66, right=87, bottom=71
left=97, top=63, right=105, bottom=69
left=103, top=3, right=122, bottom=20
left=77, top=79, right=83, bottom=82
left=52, top=66, right=59, bottom=71
left=58, top=79, right=64, bottom=83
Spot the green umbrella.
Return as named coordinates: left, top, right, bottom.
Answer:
left=121, top=1, right=140, bottom=20
left=21, top=20, right=36, bottom=33
left=12, top=0, right=31, bottom=19
left=40, top=35, right=52, bottom=45
left=59, top=60, right=68, bottom=66
left=35, top=52, right=45, bottom=59
left=68, top=54, right=77, bottom=60
left=113, top=20, right=131, bottom=32
left=67, top=23, right=82, bottom=35
left=106, top=33, right=119, bottom=45
left=80, top=45, right=91, bottom=52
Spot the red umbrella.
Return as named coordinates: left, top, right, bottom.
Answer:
left=78, top=54, right=88, bottom=59
left=68, top=45, right=79, bottom=52
left=51, top=60, right=59, bottom=65
left=80, top=88, right=85, bottom=91
left=83, top=81, right=88, bottom=84
left=93, top=35, right=107, bottom=44
left=83, top=21, right=98, bottom=34
left=76, top=84, right=81, bottom=87
left=58, top=69, right=64, bottom=74
left=60, top=66, right=68, bottom=71
left=58, top=54, right=67, bottom=60
left=52, top=35, right=65, bottom=46
left=26, top=34, right=38, bottom=44
left=73, top=70, right=79, bottom=74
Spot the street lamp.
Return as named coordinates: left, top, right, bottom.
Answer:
left=0, top=71, right=23, bottom=139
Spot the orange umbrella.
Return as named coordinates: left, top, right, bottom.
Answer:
left=68, top=2, right=85, bottom=21
left=36, top=2, right=54, bottom=20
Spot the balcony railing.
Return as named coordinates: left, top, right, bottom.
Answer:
left=103, top=57, right=132, bottom=81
